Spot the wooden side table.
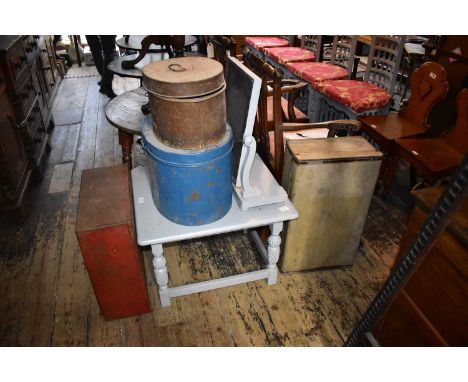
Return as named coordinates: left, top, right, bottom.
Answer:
left=105, top=87, right=147, bottom=166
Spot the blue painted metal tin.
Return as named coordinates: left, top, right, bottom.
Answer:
left=141, top=117, right=233, bottom=226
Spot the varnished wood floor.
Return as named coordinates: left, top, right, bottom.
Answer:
left=0, top=64, right=413, bottom=346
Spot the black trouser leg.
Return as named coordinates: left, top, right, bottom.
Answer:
left=100, top=35, right=116, bottom=91
left=85, top=35, right=103, bottom=75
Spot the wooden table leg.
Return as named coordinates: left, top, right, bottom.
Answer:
left=118, top=130, right=134, bottom=167
left=267, top=222, right=283, bottom=285
left=152, top=243, right=171, bottom=307
left=172, top=35, right=186, bottom=57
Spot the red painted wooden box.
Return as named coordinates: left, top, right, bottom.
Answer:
left=76, top=164, right=151, bottom=320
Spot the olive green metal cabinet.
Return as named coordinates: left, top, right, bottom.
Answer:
left=280, top=137, right=383, bottom=272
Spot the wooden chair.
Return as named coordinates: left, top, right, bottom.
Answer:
left=359, top=61, right=449, bottom=193
left=210, top=36, right=237, bottom=74
left=243, top=48, right=309, bottom=123
left=314, top=35, right=406, bottom=121
left=393, top=88, right=467, bottom=187
left=285, top=35, right=359, bottom=121
left=245, top=36, right=290, bottom=58
left=263, top=35, right=322, bottom=68
left=243, top=49, right=307, bottom=171
left=244, top=49, right=360, bottom=181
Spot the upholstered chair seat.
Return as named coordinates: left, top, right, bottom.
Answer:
left=264, top=47, right=316, bottom=65
left=315, top=80, right=392, bottom=113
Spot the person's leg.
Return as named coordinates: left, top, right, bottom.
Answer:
left=100, top=35, right=117, bottom=98
left=85, top=35, right=104, bottom=76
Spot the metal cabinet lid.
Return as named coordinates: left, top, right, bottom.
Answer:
left=287, top=136, right=383, bottom=163
left=142, top=57, right=225, bottom=98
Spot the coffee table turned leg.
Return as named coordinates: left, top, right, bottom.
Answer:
left=267, top=222, right=283, bottom=285
left=118, top=130, right=134, bottom=167
left=152, top=243, right=171, bottom=307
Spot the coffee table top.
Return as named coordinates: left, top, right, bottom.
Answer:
left=116, top=35, right=198, bottom=52
left=105, top=87, right=148, bottom=135
left=131, top=164, right=298, bottom=246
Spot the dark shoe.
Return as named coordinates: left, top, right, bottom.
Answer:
left=99, top=87, right=116, bottom=99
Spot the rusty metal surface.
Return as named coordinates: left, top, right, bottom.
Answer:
left=142, top=119, right=233, bottom=225
left=143, top=56, right=226, bottom=149
left=142, top=56, right=225, bottom=97
left=149, top=85, right=226, bottom=149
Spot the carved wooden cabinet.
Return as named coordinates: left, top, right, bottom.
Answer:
left=0, top=35, right=61, bottom=219
left=0, top=71, right=31, bottom=217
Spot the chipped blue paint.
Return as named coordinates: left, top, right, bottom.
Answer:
left=142, top=122, right=233, bottom=226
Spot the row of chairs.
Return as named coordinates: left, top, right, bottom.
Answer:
left=246, top=35, right=405, bottom=122
left=244, top=35, right=467, bottom=193
left=210, top=35, right=467, bottom=193
left=241, top=47, right=360, bottom=181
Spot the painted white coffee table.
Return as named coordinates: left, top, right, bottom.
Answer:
left=131, top=160, right=298, bottom=307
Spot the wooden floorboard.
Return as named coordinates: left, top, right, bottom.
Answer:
left=0, top=64, right=411, bottom=346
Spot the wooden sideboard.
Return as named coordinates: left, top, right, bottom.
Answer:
left=373, top=186, right=468, bottom=346
left=0, top=35, right=62, bottom=219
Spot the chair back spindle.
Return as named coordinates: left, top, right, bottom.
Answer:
left=365, top=35, right=406, bottom=94
left=302, top=35, right=323, bottom=62
left=211, top=36, right=237, bottom=74
left=329, top=35, right=358, bottom=76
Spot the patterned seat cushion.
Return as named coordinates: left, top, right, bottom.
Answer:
left=286, top=62, right=348, bottom=88
left=245, top=36, right=289, bottom=51
left=264, top=47, right=315, bottom=65
left=315, top=80, right=392, bottom=113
